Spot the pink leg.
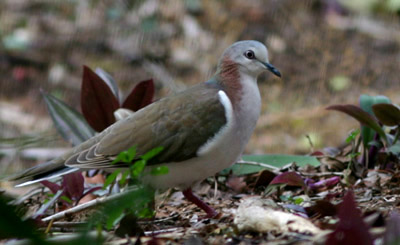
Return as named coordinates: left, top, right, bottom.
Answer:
left=182, top=188, right=219, bottom=218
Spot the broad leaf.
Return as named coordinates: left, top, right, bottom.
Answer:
left=372, top=103, right=400, bottom=126
left=220, top=154, right=320, bottom=176
left=150, top=166, right=169, bottom=176
left=89, top=187, right=155, bottom=230
left=40, top=180, right=62, bottom=194
left=103, top=170, right=121, bottom=189
left=95, top=68, right=120, bottom=101
left=326, top=190, right=373, bottom=245
left=62, top=172, right=85, bottom=201
left=327, top=104, right=387, bottom=144
left=305, top=176, right=340, bottom=190
left=141, top=146, right=163, bottom=161
left=122, top=79, right=154, bottom=111
left=359, top=95, right=391, bottom=146
left=81, top=66, right=120, bottom=132
left=42, top=91, right=95, bottom=146
left=360, top=94, right=391, bottom=115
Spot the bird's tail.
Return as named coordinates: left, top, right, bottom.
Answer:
left=5, top=158, right=79, bottom=187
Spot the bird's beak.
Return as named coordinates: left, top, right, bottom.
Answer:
left=262, top=62, right=281, bottom=77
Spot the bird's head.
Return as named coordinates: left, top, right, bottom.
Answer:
left=218, top=40, right=281, bottom=78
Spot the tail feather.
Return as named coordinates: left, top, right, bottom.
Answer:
left=5, top=159, right=79, bottom=187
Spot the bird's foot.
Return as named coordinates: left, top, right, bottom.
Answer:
left=182, top=188, right=220, bottom=219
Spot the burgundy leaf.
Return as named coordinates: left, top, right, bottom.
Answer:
left=122, top=79, right=154, bottom=111
left=326, top=104, right=387, bottom=144
left=81, top=66, right=120, bottom=132
left=305, top=200, right=337, bottom=218
left=270, top=172, right=305, bottom=188
left=383, top=211, right=400, bottom=245
left=254, top=169, right=277, bottom=188
left=326, top=190, right=373, bottom=245
left=305, top=176, right=341, bottom=190
left=372, top=103, right=400, bottom=127
left=40, top=180, right=62, bottom=194
left=62, top=172, right=85, bottom=201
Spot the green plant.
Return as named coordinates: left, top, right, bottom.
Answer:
left=327, top=94, right=400, bottom=170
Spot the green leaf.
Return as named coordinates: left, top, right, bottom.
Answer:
left=220, top=154, right=320, bottom=176
left=106, top=211, right=125, bottom=230
left=359, top=95, right=391, bottom=146
left=372, top=103, right=400, bottom=126
left=89, top=186, right=155, bottom=230
left=131, top=160, right=146, bottom=178
left=119, top=170, right=130, bottom=186
left=42, top=91, right=95, bottom=146
left=141, top=146, right=163, bottom=161
left=126, top=147, right=137, bottom=162
left=112, top=146, right=137, bottom=164
left=103, top=170, right=121, bottom=189
left=360, top=94, right=391, bottom=115
left=150, top=166, right=169, bottom=176
left=388, top=143, right=400, bottom=155
left=327, top=104, right=388, bottom=144
left=60, top=195, right=73, bottom=204
left=294, top=197, right=304, bottom=205
left=346, top=129, right=360, bottom=143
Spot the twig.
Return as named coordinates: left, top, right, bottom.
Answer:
left=137, top=213, right=185, bottom=225
left=144, top=227, right=184, bottom=236
left=33, top=190, right=63, bottom=219
left=300, top=172, right=344, bottom=177
left=45, top=219, right=54, bottom=234
left=41, top=190, right=131, bottom=222
left=235, top=160, right=280, bottom=171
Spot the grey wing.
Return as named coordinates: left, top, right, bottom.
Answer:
left=65, top=83, right=227, bottom=168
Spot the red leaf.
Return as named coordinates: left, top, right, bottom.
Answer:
left=305, top=200, right=337, bottom=218
left=122, top=79, right=154, bottom=111
left=305, top=176, right=341, bottom=190
left=81, top=66, right=120, bottom=132
left=62, top=172, right=85, bottom=201
left=40, top=180, right=62, bottom=194
left=270, top=172, right=305, bottom=187
left=326, top=190, right=373, bottom=245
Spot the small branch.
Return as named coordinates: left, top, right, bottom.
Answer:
left=144, top=227, right=184, bottom=236
left=235, top=160, right=280, bottom=171
left=300, top=172, right=344, bottom=177
left=41, top=190, right=130, bottom=222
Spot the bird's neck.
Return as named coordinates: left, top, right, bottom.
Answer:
left=214, top=57, right=261, bottom=143
left=215, top=57, right=259, bottom=112
left=215, top=57, right=243, bottom=109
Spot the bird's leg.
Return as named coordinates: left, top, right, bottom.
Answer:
left=182, top=188, right=219, bottom=218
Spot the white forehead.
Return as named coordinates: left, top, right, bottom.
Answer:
left=222, top=40, right=269, bottom=60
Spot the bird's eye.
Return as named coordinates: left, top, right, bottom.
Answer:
left=244, top=50, right=255, bottom=59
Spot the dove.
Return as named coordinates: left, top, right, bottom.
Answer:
left=8, top=40, right=281, bottom=218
